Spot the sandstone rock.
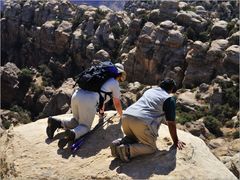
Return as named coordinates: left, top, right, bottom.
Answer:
left=222, top=45, right=240, bottom=75
left=0, top=112, right=237, bottom=179
left=184, top=118, right=210, bottom=138
left=83, top=17, right=95, bottom=36
left=178, top=2, right=188, bottom=9
left=127, top=82, right=143, bottom=93
left=165, top=66, right=184, bottom=88
left=40, top=20, right=59, bottom=53
left=224, top=45, right=240, bottom=65
left=0, top=63, right=21, bottom=107
left=159, top=0, right=179, bottom=21
left=57, top=0, right=75, bottom=21
left=164, top=30, right=184, bottom=48
left=228, top=31, right=240, bottom=45
left=176, top=11, right=207, bottom=32
left=208, top=138, right=226, bottom=149
left=98, top=5, right=113, bottom=13
left=86, top=43, right=95, bottom=60
left=230, top=153, right=240, bottom=178
left=209, top=83, right=223, bottom=107
left=160, top=20, right=174, bottom=29
left=211, top=139, right=240, bottom=157
left=148, top=9, right=160, bottom=25
left=41, top=79, right=75, bottom=118
left=128, top=18, right=141, bottom=37
left=211, top=20, right=228, bottom=39
left=55, top=21, right=72, bottom=54
left=21, top=1, right=35, bottom=25
left=206, top=39, right=229, bottom=63
left=183, top=41, right=212, bottom=88
left=140, top=22, right=156, bottom=36
left=95, top=49, right=110, bottom=61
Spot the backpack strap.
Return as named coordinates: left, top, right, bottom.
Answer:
left=97, top=90, right=112, bottom=112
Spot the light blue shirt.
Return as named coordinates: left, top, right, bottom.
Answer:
left=124, top=87, right=170, bottom=122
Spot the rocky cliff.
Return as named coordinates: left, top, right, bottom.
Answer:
left=0, top=111, right=237, bottom=180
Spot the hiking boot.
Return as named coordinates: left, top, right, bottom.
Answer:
left=58, top=130, right=75, bottom=149
left=46, top=117, right=62, bottom=139
left=116, top=144, right=130, bottom=162
left=110, top=138, right=122, bottom=158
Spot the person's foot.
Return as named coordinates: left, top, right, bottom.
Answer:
left=116, top=144, right=130, bottom=162
left=110, top=138, right=122, bottom=157
left=58, top=130, right=75, bottom=149
left=46, top=117, right=62, bottom=139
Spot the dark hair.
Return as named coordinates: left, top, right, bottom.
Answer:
left=159, top=79, right=177, bottom=93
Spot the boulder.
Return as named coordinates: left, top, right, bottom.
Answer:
left=40, top=78, right=76, bottom=118
left=175, top=11, right=207, bottom=32
left=0, top=63, right=21, bottom=107
left=40, top=20, right=59, bottom=53
left=55, top=21, right=72, bottom=54
left=95, top=49, right=110, bottom=61
left=222, top=45, right=240, bottom=75
left=0, top=112, right=237, bottom=179
left=140, top=22, right=156, bottom=36
left=211, top=20, right=228, bottom=39
left=228, top=31, right=240, bottom=45
left=159, top=0, right=179, bottom=21
left=183, top=41, right=211, bottom=88
left=148, top=9, right=160, bottom=25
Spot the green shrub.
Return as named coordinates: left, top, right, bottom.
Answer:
left=139, top=14, right=149, bottom=28
left=186, top=27, right=197, bottom=40
left=223, top=84, right=239, bottom=109
left=94, top=8, right=107, bottom=30
left=9, top=105, right=32, bottom=124
left=38, top=64, right=53, bottom=86
left=18, top=68, right=33, bottom=89
left=182, top=6, right=196, bottom=12
left=176, top=105, right=209, bottom=124
left=198, top=31, right=209, bottom=42
left=232, top=130, right=240, bottom=139
left=2, top=120, right=11, bottom=129
left=111, top=25, right=122, bottom=39
left=31, top=84, right=44, bottom=95
left=203, top=116, right=223, bottom=137
left=176, top=111, right=196, bottom=124
left=227, top=21, right=235, bottom=32
left=210, top=104, right=236, bottom=124
left=225, top=120, right=235, bottom=128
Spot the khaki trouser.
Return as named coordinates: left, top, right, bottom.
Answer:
left=122, top=115, right=157, bottom=158
left=61, top=89, right=99, bottom=139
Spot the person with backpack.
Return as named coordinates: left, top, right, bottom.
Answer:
left=46, top=61, right=126, bottom=149
left=110, top=79, right=186, bottom=162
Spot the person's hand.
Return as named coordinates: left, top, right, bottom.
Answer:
left=174, top=140, right=186, bottom=150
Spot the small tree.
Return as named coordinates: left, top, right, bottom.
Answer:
left=203, top=116, right=223, bottom=137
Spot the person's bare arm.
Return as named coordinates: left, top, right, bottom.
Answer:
left=167, top=121, right=185, bottom=150
left=112, top=97, right=123, bottom=117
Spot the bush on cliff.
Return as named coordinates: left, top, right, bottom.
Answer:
left=203, top=116, right=223, bottom=137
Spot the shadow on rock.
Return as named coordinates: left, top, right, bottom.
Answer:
left=109, top=145, right=177, bottom=179
left=53, top=122, right=124, bottom=159
left=73, top=122, right=124, bottom=158
left=45, top=131, right=66, bottom=144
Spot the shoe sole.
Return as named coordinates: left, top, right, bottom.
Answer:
left=110, top=143, right=118, bottom=157
left=58, top=130, right=74, bottom=149
left=46, top=118, right=54, bottom=139
left=116, top=145, right=130, bottom=162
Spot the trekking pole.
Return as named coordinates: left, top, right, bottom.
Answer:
left=71, top=113, right=117, bottom=153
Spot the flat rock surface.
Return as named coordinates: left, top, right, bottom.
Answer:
left=0, top=111, right=236, bottom=179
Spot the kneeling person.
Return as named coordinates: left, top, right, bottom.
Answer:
left=111, top=79, right=185, bottom=162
